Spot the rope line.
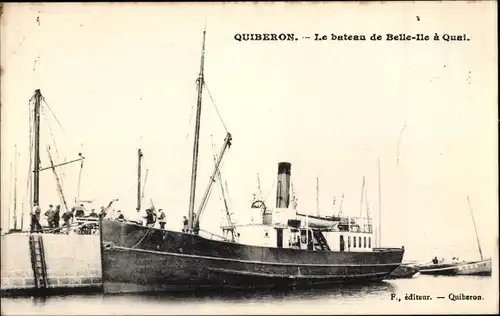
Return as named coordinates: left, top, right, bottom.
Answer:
left=263, top=178, right=276, bottom=204
left=130, top=225, right=154, bottom=249
left=41, top=97, right=80, bottom=153
left=41, top=107, right=68, bottom=202
left=204, top=81, right=229, bottom=133
left=185, top=97, right=196, bottom=141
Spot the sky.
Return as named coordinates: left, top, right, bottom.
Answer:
left=1, top=2, right=498, bottom=262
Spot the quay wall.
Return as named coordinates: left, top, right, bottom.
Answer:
left=1, top=234, right=35, bottom=291
left=43, top=234, right=102, bottom=289
left=1, top=233, right=102, bottom=295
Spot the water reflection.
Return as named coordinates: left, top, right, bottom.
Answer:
left=109, top=281, right=396, bottom=303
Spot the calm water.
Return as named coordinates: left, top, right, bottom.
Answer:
left=1, top=275, right=497, bottom=315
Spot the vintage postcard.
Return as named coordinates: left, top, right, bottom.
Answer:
left=1, top=1, right=498, bottom=315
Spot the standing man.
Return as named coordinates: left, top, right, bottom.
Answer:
left=30, top=204, right=42, bottom=233
left=158, top=209, right=166, bottom=229
left=44, top=204, right=54, bottom=228
left=182, top=216, right=188, bottom=232
left=144, top=209, right=156, bottom=227
left=52, top=205, right=61, bottom=230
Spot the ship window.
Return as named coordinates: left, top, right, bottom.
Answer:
left=353, top=236, right=357, bottom=248
left=369, top=237, right=371, bottom=248
left=348, top=236, right=351, bottom=248
left=364, top=237, right=366, bottom=248
left=358, top=236, right=361, bottom=247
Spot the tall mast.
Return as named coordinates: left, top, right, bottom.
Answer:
left=332, top=196, right=336, bottom=216
left=76, top=153, right=84, bottom=202
left=338, top=193, right=344, bottom=216
left=316, top=175, right=320, bottom=216
left=467, top=195, right=483, bottom=261
left=137, top=149, right=143, bottom=211
left=8, top=161, right=13, bottom=230
left=365, top=186, right=371, bottom=223
left=32, top=89, right=42, bottom=208
left=377, top=157, right=382, bottom=247
left=13, top=145, right=18, bottom=230
left=187, top=28, right=207, bottom=232
left=20, top=201, right=24, bottom=231
left=359, top=176, right=365, bottom=218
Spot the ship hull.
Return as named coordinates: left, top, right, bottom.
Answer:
left=100, top=220, right=404, bottom=294
left=386, top=264, right=420, bottom=279
left=419, top=258, right=492, bottom=276
left=455, top=258, right=492, bottom=276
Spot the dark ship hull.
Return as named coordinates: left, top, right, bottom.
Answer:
left=100, top=220, right=405, bottom=294
left=386, top=264, right=420, bottom=279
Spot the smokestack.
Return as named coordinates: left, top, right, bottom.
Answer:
left=276, top=162, right=292, bottom=208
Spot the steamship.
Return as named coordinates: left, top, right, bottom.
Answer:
left=99, top=29, right=405, bottom=294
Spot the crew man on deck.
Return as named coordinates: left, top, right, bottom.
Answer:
left=30, top=204, right=42, bottom=233
left=62, top=208, right=75, bottom=233
left=144, top=208, right=156, bottom=227
left=115, top=210, right=125, bottom=221
left=44, top=204, right=55, bottom=228
left=158, top=209, right=166, bottom=229
left=52, top=205, right=61, bottom=229
left=182, top=216, right=188, bottom=232
left=99, top=206, right=107, bottom=219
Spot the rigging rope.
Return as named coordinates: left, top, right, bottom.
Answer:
left=41, top=96, right=87, bottom=206
left=185, top=97, right=196, bottom=141
left=41, top=106, right=67, bottom=196
left=41, top=107, right=63, bottom=163
left=140, top=152, right=150, bottom=207
left=130, top=225, right=153, bottom=249
left=263, top=178, right=276, bottom=204
left=41, top=97, right=80, bottom=154
left=204, top=81, right=229, bottom=133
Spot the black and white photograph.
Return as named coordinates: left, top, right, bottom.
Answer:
left=1, top=2, right=498, bottom=315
